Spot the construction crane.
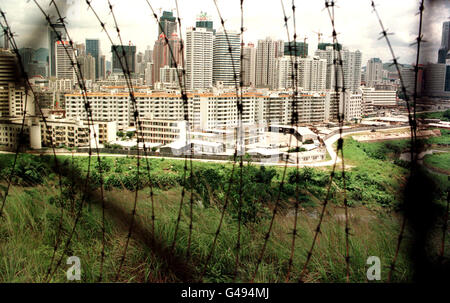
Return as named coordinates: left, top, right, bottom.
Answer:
left=303, top=36, right=308, bottom=58
left=313, top=30, right=323, bottom=45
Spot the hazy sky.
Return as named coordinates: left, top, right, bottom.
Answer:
left=0, top=0, right=448, bottom=66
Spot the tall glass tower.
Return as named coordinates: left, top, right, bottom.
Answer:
left=86, top=39, right=100, bottom=79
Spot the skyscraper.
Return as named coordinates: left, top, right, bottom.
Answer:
left=255, top=37, right=284, bottom=89
left=78, top=54, right=96, bottom=81
left=213, top=31, right=241, bottom=87
left=86, top=39, right=100, bottom=79
left=185, top=27, right=213, bottom=90
left=48, top=23, right=65, bottom=77
left=159, top=11, right=177, bottom=36
left=315, top=46, right=362, bottom=92
left=438, top=21, right=450, bottom=64
left=242, top=43, right=256, bottom=87
left=55, top=40, right=76, bottom=80
left=152, top=32, right=183, bottom=85
left=100, top=55, right=106, bottom=79
left=111, top=44, right=136, bottom=74
left=366, top=58, right=383, bottom=87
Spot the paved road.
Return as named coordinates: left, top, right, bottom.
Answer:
left=0, top=126, right=410, bottom=168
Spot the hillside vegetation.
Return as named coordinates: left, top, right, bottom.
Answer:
left=0, top=136, right=448, bottom=282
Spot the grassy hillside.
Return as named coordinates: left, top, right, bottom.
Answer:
left=0, top=144, right=447, bottom=282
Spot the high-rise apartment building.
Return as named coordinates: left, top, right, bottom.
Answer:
left=366, top=58, right=383, bottom=87
left=86, top=39, right=100, bottom=79
left=438, top=21, right=450, bottom=64
left=255, top=37, right=283, bottom=89
left=242, top=43, right=256, bottom=87
left=48, top=23, right=65, bottom=77
left=315, top=46, right=362, bottom=92
left=99, top=55, right=106, bottom=79
left=185, top=27, right=213, bottom=91
left=55, top=40, right=76, bottom=81
left=78, top=54, right=96, bottom=81
left=213, top=31, right=241, bottom=87
left=277, top=56, right=326, bottom=91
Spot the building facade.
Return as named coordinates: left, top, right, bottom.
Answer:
left=185, top=27, right=213, bottom=91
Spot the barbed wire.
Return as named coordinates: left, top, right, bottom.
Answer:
left=32, top=0, right=110, bottom=282
left=370, top=0, right=423, bottom=282
left=282, top=0, right=301, bottom=283
left=298, top=0, right=351, bottom=282
left=250, top=0, right=305, bottom=283
left=0, top=7, right=67, bottom=283
left=196, top=0, right=246, bottom=282
left=142, top=0, right=193, bottom=258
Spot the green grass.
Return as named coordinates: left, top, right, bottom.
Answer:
left=425, top=129, right=450, bottom=146
left=423, top=152, right=450, bottom=173
left=0, top=151, right=446, bottom=282
left=417, top=110, right=450, bottom=122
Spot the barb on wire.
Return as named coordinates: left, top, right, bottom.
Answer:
left=143, top=0, right=192, bottom=258
left=198, top=0, right=244, bottom=282
left=34, top=0, right=109, bottom=282
left=251, top=0, right=302, bottom=283
left=299, top=0, right=351, bottom=282
left=370, top=0, right=423, bottom=282
left=172, top=0, right=195, bottom=260
left=283, top=0, right=302, bottom=283
left=0, top=7, right=65, bottom=283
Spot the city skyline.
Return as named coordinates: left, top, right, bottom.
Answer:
left=0, top=0, right=448, bottom=66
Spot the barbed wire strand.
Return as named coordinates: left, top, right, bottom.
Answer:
left=171, top=0, right=196, bottom=260
left=282, top=0, right=302, bottom=282
left=0, top=8, right=66, bottom=283
left=209, top=0, right=245, bottom=282
left=250, top=0, right=303, bottom=283
left=38, top=0, right=109, bottom=282
left=298, top=0, right=350, bottom=282
left=370, top=0, right=423, bottom=282
left=85, top=0, right=152, bottom=281
left=325, top=1, right=352, bottom=282
left=142, top=0, right=192, bottom=257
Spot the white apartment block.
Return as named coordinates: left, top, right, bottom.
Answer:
left=360, top=87, right=397, bottom=107
left=277, top=56, right=326, bottom=91
left=213, top=31, right=241, bottom=87
left=344, top=91, right=362, bottom=121
left=0, top=117, right=30, bottom=150
left=242, top=43, right=256, bottom=87
left=140, top=118, right=186, bottom=145
left=0, top=115, right=116, bottom=150
left=186, top=27, right=213, bottom=91
left=256, top=38, right=284, bottom=89
left=0, top=49, right=17, bottom=117
left=65, top=90, right=361, bottom=132
left=159, top=65, right=183, bottom=88
left=55, top=41, right=76, bottom=81
left=315, top=46, right=362, bottom=92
